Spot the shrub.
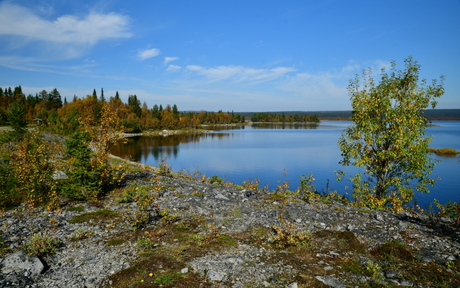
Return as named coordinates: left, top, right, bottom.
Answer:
left=270, top=217, right=311, bottom=249
left=9, top=131, right=59, bottom=209
left=120, top=119, right=142, bottom=133
left=23, top=232, right=61, bottom=256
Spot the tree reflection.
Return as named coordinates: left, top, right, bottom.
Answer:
left=110, top=133, right=231, bottom=162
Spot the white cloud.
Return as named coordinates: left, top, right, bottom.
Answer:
left=164, top=57, right=179, bottom=64
left=138, top=48, right=161, bottom=60
left=0, top=3, right=131, bottom=45
left=166, top=64, right=181, bottom=71
left=185, top=65, right=296, bottom=84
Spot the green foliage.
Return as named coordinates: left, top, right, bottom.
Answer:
left=338, top=56, right=444, bottom=211
left=208, top=175, right=223, bottom=184
left=9, top=131, right=59, bottom=209
left=433, top=199, right=460, bottom=219
left=154, top=272, right=182, bottom=285
left=23, top=232, right=61, bottom=256
left=120, top=119, right=142, bottom=133
left=7, top=98, right=27, bottom=139
left=251, top=112, right=320, bottom=123
left=136, top=237, right=156, bottom=249
left=61, top=131, right=97, bottom=200
left=0, top=153, right=18, bottom=208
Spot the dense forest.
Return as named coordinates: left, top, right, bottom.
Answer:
left=251, top=112, right=319, bottom=123
left=0, top=86, right=246, bottom=135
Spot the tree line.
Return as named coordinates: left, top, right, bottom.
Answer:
left=251, top=112, right=319, bottom=123
left=0, top=86, right=246, bottom=135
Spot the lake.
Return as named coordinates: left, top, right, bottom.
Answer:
left=110, top=121, right=460, bottom=208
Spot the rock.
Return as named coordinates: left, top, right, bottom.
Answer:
left=181, top=267, right=189, bottom=273
left=399, top=280, right=414, bottom=286
left=375, top=214, right=384, bottom=221
left=1, top=251, right=45, bottom=276
left=52, top=170, right=69, bottom=180
left=215, top=193, right=229, bottom=200
left=207, top=270, right=226, bottom=281
left=315, top=276, right=346, bottom=287
left=447, top=255, right=457, bottom=261
left=285, top=282, right=298, bottom=288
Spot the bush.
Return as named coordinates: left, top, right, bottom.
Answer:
left=23, top=232, right=61, bottom=256
left=120, top=119, right=142, bottom=133
left=9, top=131, right=58, bottom=209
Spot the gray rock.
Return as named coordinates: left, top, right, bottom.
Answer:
left=315, top=276, right=346, bottom=287
left=215, top=193, right=229, bottom=200
left=207, top=270, right=226, bottom=281
left=1, top=251, right=45, bottom=276
left=447, top=255, right=457, bottom=261
left=399, top=280, right=414, bottom=286
left=375, top=214, right=384, bottom=221
left=52, top=170, right=69, bottom=180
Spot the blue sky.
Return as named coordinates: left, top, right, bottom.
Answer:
left=1, top=0, right=459, bottom=112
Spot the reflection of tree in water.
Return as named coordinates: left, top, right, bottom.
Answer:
left=110, top=133, right=230, bottom=162
left=252, top=123, right=319, bottom=129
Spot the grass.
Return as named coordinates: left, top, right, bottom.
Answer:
left=427, top=147, right=459, bottom=156
left=106, top=238, right=125, bottom=246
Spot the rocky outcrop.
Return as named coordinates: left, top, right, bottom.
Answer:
left=0, top=171, right=459, bottom=287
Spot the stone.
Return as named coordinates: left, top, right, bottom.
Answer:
left=215, top=194, right=229, bottom=200
left=181, top=267, right=189, bottom=273
left=207, top=270, right=225, bottom=281
left=315, top=276, right=346, bottom=288
left=1, top=251, right=45, bottom=276
left=52, top=170, right=69, bottom=180
left=447, top=255, right=457, bottom=261
left=285, top=282, right=298, bottom=288
left=375, top=214, right=384, bottom=221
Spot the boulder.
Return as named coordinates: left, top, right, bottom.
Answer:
left=1, top=251, right=45, bottom=276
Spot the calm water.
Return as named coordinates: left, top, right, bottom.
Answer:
left=111, top=121, right=460, bottom=208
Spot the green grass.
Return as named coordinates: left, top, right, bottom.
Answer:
left=69, top=209, right=119, bottom=224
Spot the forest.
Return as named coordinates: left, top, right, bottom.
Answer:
left=0, top=86, right=247, bottom=135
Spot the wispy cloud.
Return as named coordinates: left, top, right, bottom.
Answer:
left=0, top=3, right=131, bottom=45
left=166, top=64, right=181, bottom=71
left=138, top=48, right=161, bottom=60
left=0, top=2, right=131, bottom=67
left=164, top=57, right=179, bottom=64
left=185, top=65, right=296, bottom=84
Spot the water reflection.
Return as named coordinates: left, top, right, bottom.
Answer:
left=111, top=133, right=231, bottom=162
left=110, top=121, right=460, bottom=207
left=251, top=123, right=319, bottom=129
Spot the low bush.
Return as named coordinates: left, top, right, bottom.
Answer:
left=23, top=232, right=61, bottom=256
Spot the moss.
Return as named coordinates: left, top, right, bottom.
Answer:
left=371, top=239, right=415, bottom=262
left=106, top=239, right=125, bottom=246
left=69, top=209, right=119, bottom=224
